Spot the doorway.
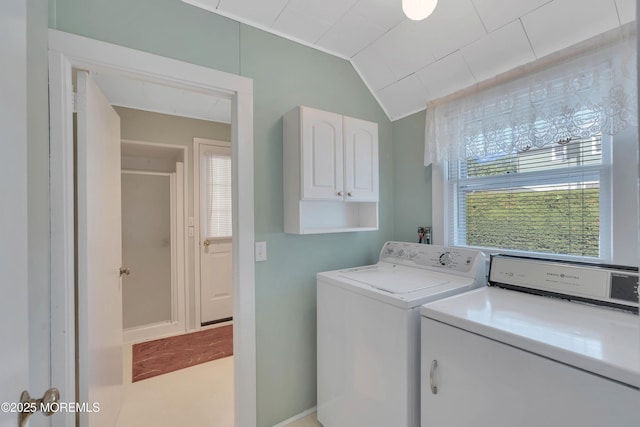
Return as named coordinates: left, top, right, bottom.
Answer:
left=117, top=113, right=234, bottom=421
left=49, top=30, right=256, bottom=427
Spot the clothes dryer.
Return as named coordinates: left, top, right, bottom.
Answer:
left=420, top=255, right=639, bottom=426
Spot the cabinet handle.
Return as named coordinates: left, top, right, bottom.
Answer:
left=347, top=192, right=353, bottom=197
left=429, top=359, right=438, bottom=395
left=337, top=191, right=344, bottom=196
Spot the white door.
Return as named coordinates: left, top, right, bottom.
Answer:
left=76, top=70, right=123, bottom=426
left=301, top=107, right=344, bottom=200
left=343, top=116, right=378, bottom=202
left=0, top=1, right=29, bottom=425
left=198, top=142, right=233, bottom=325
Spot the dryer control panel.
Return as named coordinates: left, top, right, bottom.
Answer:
left=489, top=254, right=639, bottom=313
left=379, top=242, right=487, bottom=280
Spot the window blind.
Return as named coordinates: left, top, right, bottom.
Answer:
left=449, top=137, right=605, bottom=257
left=205, top=153, right=232, bottom=239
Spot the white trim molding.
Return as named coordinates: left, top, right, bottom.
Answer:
left=271, top=407, right=318, bottom=427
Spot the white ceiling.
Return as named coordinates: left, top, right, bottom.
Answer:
left=182, top=0, right=635, bottom=121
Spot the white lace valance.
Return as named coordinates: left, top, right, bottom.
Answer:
left=425, top=23, right=637, bottom=165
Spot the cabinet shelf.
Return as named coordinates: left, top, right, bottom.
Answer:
left=298, top=226, right=379, bottom=235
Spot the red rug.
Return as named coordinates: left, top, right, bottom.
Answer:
left=132, top=325, right=233, bottom=382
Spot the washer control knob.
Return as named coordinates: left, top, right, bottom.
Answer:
left=439, top=252, right=452, bottom=266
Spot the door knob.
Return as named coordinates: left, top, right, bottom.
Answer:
left=119, top=267, right=131, bottom=276
left=203, top=239, right=211, bottom=247
left=18, top=388, right=60, bottom=427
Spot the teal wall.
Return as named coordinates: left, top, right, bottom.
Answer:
left=50, top=0, right=240, bottom=73
left=392, top=112, right=431, bottom=243
left=239, top=26, right=394, bottom=425
left=50, top=1, right=402, bottom=425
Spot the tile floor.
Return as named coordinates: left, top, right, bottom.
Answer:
left=116, top=343, right=234, bottom=426
left=117, top=343, right=323, bottom=426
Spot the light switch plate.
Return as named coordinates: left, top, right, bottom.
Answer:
left=255, top=241, right=267, bottom=262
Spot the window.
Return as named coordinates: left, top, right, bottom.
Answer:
left=448, top=136, right=608, bottom=258
left=204, top=152, right=232, bottom=239
left=425, top=27, right=637, bottom=263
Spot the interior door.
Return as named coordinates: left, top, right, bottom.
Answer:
left=198, top=142, right=233, bottom=325
left=76, top=70, right=123, bottom=426
left=0, top=1, right=29, bottom=425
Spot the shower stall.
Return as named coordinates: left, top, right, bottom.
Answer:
left=121, top=140, right=186, bottom=343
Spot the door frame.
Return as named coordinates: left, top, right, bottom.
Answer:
left=193, top=137, right=233, bottom=329
left=48, top=30, right=256, bottom=427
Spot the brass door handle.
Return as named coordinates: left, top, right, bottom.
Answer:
left=18, top=388, right=60, bottom=427
left=203, top=239, right=210, bottom=247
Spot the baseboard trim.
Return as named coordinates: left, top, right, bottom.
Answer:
left=271, top=406, right=317, bottom=427
left=201, top=316, right=233, bottom=327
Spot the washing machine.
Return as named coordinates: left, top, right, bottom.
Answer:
left=420, top=254, right=639, bottom=426
left=317, top=241, right=487, bottom=427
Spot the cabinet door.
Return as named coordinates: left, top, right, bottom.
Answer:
left=421, top=318, right=637, bottom=427
left=301, top=107, right=344, bottom=200
left=344, top=116, right=378, bottom=201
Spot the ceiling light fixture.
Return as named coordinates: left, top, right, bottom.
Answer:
left=402, top=0, right=438, bottom=21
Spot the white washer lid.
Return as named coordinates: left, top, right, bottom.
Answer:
left=339, top=268, right=449, bottom=294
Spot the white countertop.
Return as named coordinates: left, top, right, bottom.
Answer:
left=421, top=286, right=640, bottom=388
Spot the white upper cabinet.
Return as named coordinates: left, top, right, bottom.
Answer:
left=284, top=106, right=379, bottom=234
